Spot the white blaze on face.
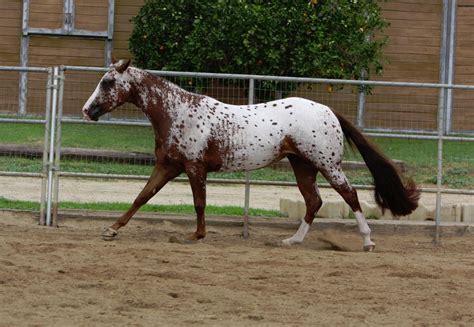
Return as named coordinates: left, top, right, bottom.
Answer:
left=83, top=83, right=101, bottom=112
left=82, top=68, right=136, bottom=119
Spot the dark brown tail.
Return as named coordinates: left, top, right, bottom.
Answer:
left=334, top=112, right=420, bottom=216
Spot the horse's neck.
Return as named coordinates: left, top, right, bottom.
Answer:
left=129, top=68, right=205, bottom=144
left=130, top=68, right=200, bottom=116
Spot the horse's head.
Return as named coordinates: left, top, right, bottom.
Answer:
left=82, top=59, right=133, bottom=121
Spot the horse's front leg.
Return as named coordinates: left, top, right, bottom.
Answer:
left=102, top=163, right=181, bottom=240
left=184, top=162, right=207, bottom=241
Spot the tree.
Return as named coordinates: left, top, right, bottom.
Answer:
left=129, top=0, right=387, bottom=96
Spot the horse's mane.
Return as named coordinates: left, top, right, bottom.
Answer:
left=133, top=67, right=196, bottom=96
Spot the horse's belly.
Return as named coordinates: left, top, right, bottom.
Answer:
left=220, top=147, right=279, bottom=172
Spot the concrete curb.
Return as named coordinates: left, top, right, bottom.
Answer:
left=280, top=198, right=474, bottom=223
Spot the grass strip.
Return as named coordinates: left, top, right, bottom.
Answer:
left=0, top=197, right=285, bottom=218
left=0, top=122, right=473, bottom=188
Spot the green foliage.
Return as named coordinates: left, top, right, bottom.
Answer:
left=129, top=0, right=387, bottom=96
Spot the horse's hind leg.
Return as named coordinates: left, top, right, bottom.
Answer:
left=321, top=165, right=375, bottom=252
left=102, top=163, right=181, bottom=240
left=282, top=155, right=322, bottom=246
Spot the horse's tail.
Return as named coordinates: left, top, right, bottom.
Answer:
left=334, top=112, right=420, bottom=216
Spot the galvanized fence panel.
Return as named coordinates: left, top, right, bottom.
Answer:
left=50, top=66, right=474, bottom=240
left=56, top=68, right=257, bottom=230
left=451, top=88, right=474, bottom=135
left=0, top=66, right=55, bottom=225
left=2, top=65, right=472, bottom=242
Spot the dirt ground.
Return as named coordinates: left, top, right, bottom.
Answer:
left=0, top=211, right=473, bottom=326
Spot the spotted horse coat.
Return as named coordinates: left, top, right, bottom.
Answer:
left=82, top=60, right=419, bottom=251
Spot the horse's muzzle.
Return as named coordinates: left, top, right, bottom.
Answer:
left=82, top=106, right=101, bottom=121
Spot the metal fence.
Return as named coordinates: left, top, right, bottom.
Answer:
left=0, top=66, right=55, bottom=225
left=1, top=65, right=473, bottom=242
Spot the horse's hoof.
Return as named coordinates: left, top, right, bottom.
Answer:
left=185, top=232, right=205, bottom=242
left=281, top=238, right=296, bottom=246
left=363, top=244, right=375, bottom=252
left=102, top=227, right=118, bottom=241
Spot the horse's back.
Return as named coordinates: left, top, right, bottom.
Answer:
left=207, top=96, right=344, bottom=172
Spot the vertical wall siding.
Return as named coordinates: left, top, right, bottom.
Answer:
left=28, top=0, right=63, bottom=30
left=452, top=1, right=474, bottom=132
left=112, top=0, right=144, bottom=59
left=365, top=1, right=443, bottom=131
left=0, top=1, right=22, bottom=112
left=75, top=0, right=109, bottom=32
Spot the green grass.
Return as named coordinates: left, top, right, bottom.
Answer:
left=0, top=197, right=39, bottom=211
left=1, top=122, right=473, bottom=188
left=0, top=122, right=154, bottom=152
left=0, top=197, right=285, bottom=217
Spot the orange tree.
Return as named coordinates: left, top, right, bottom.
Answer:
left=129, top=0, right=387, bottom=96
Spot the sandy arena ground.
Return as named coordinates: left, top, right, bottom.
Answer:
left=0, top=211, right=473, bottom=326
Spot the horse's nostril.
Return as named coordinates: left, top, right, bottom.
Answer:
left=83, top=108, right=89, bottom=114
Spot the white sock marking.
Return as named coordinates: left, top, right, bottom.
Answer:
left=354, top=211, right=375, bottom=247
left=282, top=221, right=310, bottom=245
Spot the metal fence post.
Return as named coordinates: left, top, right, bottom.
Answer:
left=39, top=67, right=53, bottom=225
left=45, top=66, right=60, bottom=226
left=434, top=0, right=455, bottom=244
left=435, top=87, right=445, bottom=245
left=445, top=0, right=457, bottom=134
left=52, top=66, right=65, bottom=227
left=243, top=78, right=255, bottom=239
left=19, top=0, right=29, bottom=116
left=356, top=89, right=366, bottom=129
left=18, top=38, right=29, bottom=116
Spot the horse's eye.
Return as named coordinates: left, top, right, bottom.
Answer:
left=101, top=78, right=115, bottom=90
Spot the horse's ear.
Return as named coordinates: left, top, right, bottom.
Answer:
left=116, top=59, right=131, bottom=74
left=112, top=56, right=118, bottom=65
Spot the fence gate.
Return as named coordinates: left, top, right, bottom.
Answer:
left=0, top=66, right=56, bottom=225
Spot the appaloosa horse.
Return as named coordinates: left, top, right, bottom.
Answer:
left=82, top=59, right=420, bottom=251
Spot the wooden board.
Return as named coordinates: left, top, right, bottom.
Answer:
left=26, top=37, right=105, bottom=116
left=29, top=0, right=63, bottom=29
left=75, top=0, right=108, bottom=32
left=452, top=3, right=474, bottom=132
left=0, top=1, right=21, bottom=66
left=112, top=0, right=145, bottom=59
left=365, top=1, right=442, bottom=130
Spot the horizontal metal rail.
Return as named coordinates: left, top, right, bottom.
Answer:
left=0, top=118, right=46, bottom=124
left=57, top=118, right=474, bottom=141
left=61, top=117, right=150, bottom=127
left=57, top=172, right=474, bottom=196
left=25, top=28, right=108, bottom=39
left=0, top=66, right=49, bottom=73
left=62, top=65, right=474, bottom=91
left=363, top=127, right=438, bottom=136
left=0, top=171, right=43, bottom=178
left=366, top=132, right=474, bottom=142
